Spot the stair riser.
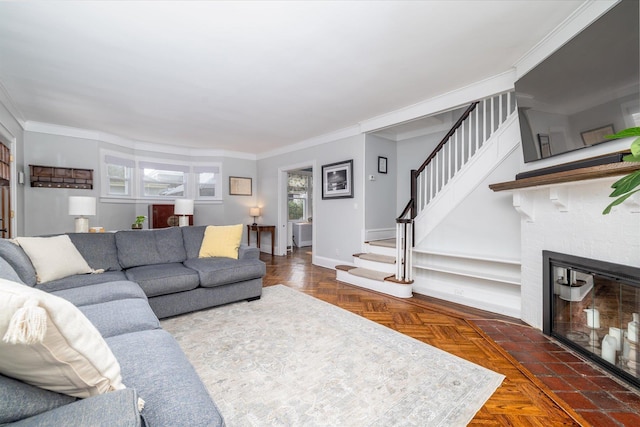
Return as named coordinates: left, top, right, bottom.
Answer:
left=336, top=270, right=412, bottom=298
left=412, top=269, right=521, bottom=318
left=364, top=244, right=396, bottom=257
left=354, top=257, right=396, bottom=274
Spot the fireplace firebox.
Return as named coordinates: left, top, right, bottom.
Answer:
left=543, top=251, right=640, bottom=389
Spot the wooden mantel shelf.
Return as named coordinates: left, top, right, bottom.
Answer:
left=490, top=162, right=640, bottom=192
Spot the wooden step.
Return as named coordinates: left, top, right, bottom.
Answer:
left=335, top=264, right=356, bottom=272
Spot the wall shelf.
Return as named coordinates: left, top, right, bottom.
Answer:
left=29, top=164, right=93, bottom=189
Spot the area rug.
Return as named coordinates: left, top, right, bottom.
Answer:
left=161, top=285, right=504, bottom=426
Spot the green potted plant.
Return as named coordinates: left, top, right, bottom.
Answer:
left=132, top=215, right=146, bottom=230
left=602, top=127, right=640, bottom=214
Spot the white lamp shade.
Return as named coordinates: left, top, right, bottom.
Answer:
left=249, top=207, right=261, bottom=217
left=174, top=199, right=194, bottom=216
left=68, top=196, right=96, bottom=216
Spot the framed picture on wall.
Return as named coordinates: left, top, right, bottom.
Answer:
left=321, top=159, right=353, bottom=199
left=229, top=176, right=252, bottom=196
left=581, top=124, right=615, bottom=146
left=378, top=156, right=388, bottom=174
left=537, top=134, right=552, bottom=158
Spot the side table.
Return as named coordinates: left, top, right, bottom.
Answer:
left=247, top=224, right=276, bottom=256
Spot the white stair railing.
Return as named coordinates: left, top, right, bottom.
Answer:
left=395, top=91, right=516, bottom=282
left=415, top=91, right=516, bottom=213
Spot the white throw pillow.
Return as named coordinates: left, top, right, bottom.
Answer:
left=14, top=235, right=94, bottom=284
left=0, top=278, right=126, bottom=398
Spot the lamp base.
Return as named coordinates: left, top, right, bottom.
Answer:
left=178, top=215, right=189, bottom=227
left=75, top=217, right=89, bottom=233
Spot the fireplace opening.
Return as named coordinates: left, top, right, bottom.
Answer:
left=543, top=251, right=640, bottom=389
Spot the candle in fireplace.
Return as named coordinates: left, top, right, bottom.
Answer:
left=584, top=308, right=600, bottom=329
left=601, top=335, right=617, bottom=364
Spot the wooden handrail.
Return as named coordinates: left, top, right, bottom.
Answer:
left=415, top=101, right=479, bottom=175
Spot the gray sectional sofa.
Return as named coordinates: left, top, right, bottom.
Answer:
left=0, top=225, right=267, bottom=426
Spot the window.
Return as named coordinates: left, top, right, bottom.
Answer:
left=287, top=172, right=312, bottom=221
left=194, top=165, right=220, bottom=198
left=104, top=155, right=134, bottom=197
left=139, top=161, right=188, bottom=197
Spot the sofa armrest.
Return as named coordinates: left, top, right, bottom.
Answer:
left=6, top=389, right=142, bottom=427
left=238, top=244, right=260, bottom=260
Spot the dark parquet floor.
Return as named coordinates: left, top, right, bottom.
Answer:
left=260, top=248, right=640, bottom=426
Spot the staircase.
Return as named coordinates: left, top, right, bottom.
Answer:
left=336, top=91, right=520, bottom=309
left=336, top=239, right=413, bottom=298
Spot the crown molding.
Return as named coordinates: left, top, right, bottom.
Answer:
left=359, top=69, right=516, bottom=134
left=23, top=121, right=257, bottom=160
left=257, top=125, right=362, bottom=160
left=0, top=81, right=26, bottom=128
left=513, top=0, right=618, bottom=79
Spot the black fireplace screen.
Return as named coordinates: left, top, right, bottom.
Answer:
left=543, top=251, right=640, bottom=389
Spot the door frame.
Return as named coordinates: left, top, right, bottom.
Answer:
left=277, top=160, right=316, bottom=258
left=0, top=122, right=16, bottom=237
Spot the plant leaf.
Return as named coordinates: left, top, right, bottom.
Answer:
left=609, top=170, right=640, bottom=196
left=603, top=189, right=640, bottom=214
left=630, top=137, right=640, bottom=158
left=622, top=153, right=640, bottom=162
left=605, top=127, right=640, bottom=140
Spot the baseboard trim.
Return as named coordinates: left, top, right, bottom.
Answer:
left=313, top=255, right=349, bottom=271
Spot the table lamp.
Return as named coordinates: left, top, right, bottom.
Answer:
left=174, top=199, right=194, bottom=227
left=250, top=207, right=260, bottom=226
left=68, top=196, right=96, bottom=233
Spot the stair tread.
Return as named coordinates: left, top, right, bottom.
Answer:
left=348, top=267, right=394, bottom=281
left=358, top=253, right=396, bottom=264
left=367, top=238, right=396, bottom=249
left=335, top=264, right=356, bottom=272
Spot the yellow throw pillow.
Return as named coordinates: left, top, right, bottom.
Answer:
left=0, top=278, right=125, bottom=398
left=199, top=224, right=243, bottom=259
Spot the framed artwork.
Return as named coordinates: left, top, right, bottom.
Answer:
left=229, top=176, right=252, bottom=196
left=537, top=134, right=551, bottom=158
left=581, top=124, right=615, bottom=146
left=378, top=156, right=388, bottom=174
left=322, top=159, right=353, bottom=200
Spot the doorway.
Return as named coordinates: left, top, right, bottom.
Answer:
left=0, top=133, right=13, bottom=238
left=277, top=161, right=316, bottom=258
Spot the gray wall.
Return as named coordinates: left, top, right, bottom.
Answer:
left=257, top=134, right=364, bottom=267
left=22, top=131, right=257, bottom=238
left=364, top=134, right=396, bottom=230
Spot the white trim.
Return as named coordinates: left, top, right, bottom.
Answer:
left=513, top=0, right=618, bottom=78
left=363, top=228, right=395, bottom=242
left=258, top=125, right=361, bottom=160
left=0, top=81, right=26, bottom=128
left=24, top=121, right=257, bottom=160
left=277, top=160, right=317, bottom=257
left=312, top=255, right=343, bottom=271
left=360, top=70, right=516, bottom=134
left=0, top=122, right=18, bottom=237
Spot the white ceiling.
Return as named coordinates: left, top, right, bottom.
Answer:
left=0, top=1, right=585, bottom=154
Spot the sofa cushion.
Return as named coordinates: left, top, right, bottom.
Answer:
left=13, top=235, right=94, bottom=284
left=184, top=257, right=266, bottom=288
left=67, top=232, right=122, bottom=271
left=0, top=256, right=23, bottom=283
left=79, top=299, right=161, bottom=338
left=7, top=388, right=142, bottom=427
left=116, top=227, right=187, bottom=268
left=106, top=329, right=225, bottom=427
left=199, top=224, right=243, bottom=259
left=181, top=225, right=207, bottom=259
left=51, top=280, right=147, bottom=307
left=36, top=270, right=128, bottom=293
left=0, top=278, right=125, bottom=398
left=124, top=263, right=200, bottom=297
left=0, top=239, right=37, bottom=286
left=0, top=374, right=76, bottom=424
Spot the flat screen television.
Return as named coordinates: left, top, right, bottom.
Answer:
left=515, top=0, right=639, bottom=163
